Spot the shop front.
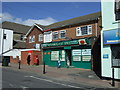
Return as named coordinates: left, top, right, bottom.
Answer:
left=42, top=38, right=92, bottom=69
left=102, top=29, right=120, bottom=79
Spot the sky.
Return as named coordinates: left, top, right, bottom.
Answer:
left=1, top=2, right=101, bottom=26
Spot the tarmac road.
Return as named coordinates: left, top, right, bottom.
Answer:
left=2, top=68, right=96, bottom=89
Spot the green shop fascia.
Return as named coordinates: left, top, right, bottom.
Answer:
left=41, top=38, right=92, bottom=69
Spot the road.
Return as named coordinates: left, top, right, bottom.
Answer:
left=2, top=67, right=95, bottom=89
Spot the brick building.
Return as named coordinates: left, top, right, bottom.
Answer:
left=25, top=12, right=102, bottom=74
left=24, top=24, right=44, bottom=65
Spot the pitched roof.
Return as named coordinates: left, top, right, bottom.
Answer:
left=13, top=40, right=26, bottom=49
left=40, top=12, right=101, bottom=30
left=2, top=21, right=31, bottom=34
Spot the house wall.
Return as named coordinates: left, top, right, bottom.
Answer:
left=101, top=0, right=120, bottom=79
left=0, top=29, right=13, bottom=54
left=21, top=50, right=42, bottom=65
left=51, top=21, right=101, bottom=42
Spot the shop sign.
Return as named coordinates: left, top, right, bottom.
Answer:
left=103, top=29, right=120, bottom=44
left=42, top=40, right=79, bottom=48
left=82, top=49, right=91, bottom=55
left=103, top=54, right=109, bottom=59
left=78, top=39, right=87, bottom=45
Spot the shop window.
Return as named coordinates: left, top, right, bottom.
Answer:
left=39, top=34, right=43, bottom=41
left=111, top=44, right=120, bottom=59
left=60, top=30, right=66, bottom=39
left=76, top=25, right=92, bottom=36
left=53, top=31, right=58, bottom=40
left=115, top=0, right=120, bottom=21
left=111, top=44, right=120, bottom=67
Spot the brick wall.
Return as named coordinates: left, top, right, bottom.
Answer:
left=21, top=50, right=42, bottom=65
left=10, top=56, right=19, bottom=64
left=51, top=20, right=101, bottom=42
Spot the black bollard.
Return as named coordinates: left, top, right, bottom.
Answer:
left=18, top=60, right=21, bottom=69
left=112, top=68, right=115, bottom=87
left=43, top=62, right=46, bottom=74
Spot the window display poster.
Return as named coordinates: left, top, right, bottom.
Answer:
left=73, top=56, right=81, bottom=61
left=82, top=56, right=91, bottom=61
left=61, top=50, right=65, bottom=61
left=51, top=51, right=59, bottom=61
left=72, top=49, right=82, bottom=56
left=82, top=49, right=91, bottom=55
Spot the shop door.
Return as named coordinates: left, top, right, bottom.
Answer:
left=66, top=50, right=72, bottom=66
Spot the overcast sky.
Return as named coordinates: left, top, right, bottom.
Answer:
left=1, top=2, right=101, bottom=26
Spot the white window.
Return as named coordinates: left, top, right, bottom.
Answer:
left=88, top=25, right=92, bottom=34
left=60, top=30, right=66, bottom=39
left=29, top=35, right=35, bottom=43
left=76, top=27, right=81, bottom=36
left=76, top=25, right=92, bottom=36
left=53, top=31, right=58, bottom=40
left=39, top=34, right=43, bottom=41
left=29, top=36, right=32, bottom=43
left=44, top=31, right=52, bottom=43
left=32, top=35, right=35, bottom=42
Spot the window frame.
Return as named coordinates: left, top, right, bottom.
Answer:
left=76, top=25, right=92, bottom=36
left=39, top=34, right=43, bottom=41
left=52, top=31, right=58, bottom=40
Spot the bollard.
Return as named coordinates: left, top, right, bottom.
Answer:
left=112, top=68, right=115, bottom=87
left=43, top=62, right=46, bottom=74
left=18, top=60, right=21, bottom=69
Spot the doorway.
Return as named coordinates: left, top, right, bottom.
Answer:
left=65, top=50, right=72, bottom=66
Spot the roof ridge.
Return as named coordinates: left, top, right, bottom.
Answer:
left=2, top=21, right=31, bottom=27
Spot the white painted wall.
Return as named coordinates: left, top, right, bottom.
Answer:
left=101, top=0, right=120, bottom=79
left=0, top=29, right=13, bottom=55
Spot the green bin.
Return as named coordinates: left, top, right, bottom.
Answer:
left=2, top=58, right=9, bottom=66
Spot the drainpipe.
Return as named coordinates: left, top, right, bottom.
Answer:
left=1, top=29, right=4, bottom=65
left=95, top=22, right=98, bottom=37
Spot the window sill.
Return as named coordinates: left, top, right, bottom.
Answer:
left=112, top=20, right=120, bottom=24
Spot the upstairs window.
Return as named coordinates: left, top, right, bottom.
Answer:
left=29, top=36, right=32, bottom=43
left=39, top=34, right=43, bottom=41
left=29, top=35, right=35, bottom=43
left=115, top=0, right=120, bottom=21
left=60, top=30, right=66, bottom=39
left=53, top=31, right=58, bottom=40
left=3, top=34, right=7, bottom=39
left=32, top=35, right=35, bottom=42
left=76, top=25, right=92, bottom=36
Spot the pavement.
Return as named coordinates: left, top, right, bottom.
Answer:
left=2, top=63, right=120, bottom=89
